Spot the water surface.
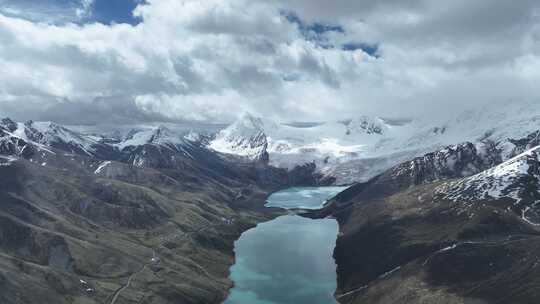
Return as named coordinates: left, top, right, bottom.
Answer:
left=264, top=186, right=347, bottom=210
left=225, top=187, right=346, bottom=304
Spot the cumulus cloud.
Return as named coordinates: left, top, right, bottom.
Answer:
left=0, top=0, right=539, bottom=124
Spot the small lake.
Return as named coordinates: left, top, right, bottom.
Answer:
left=225, top=187, right=347, bottom=304
left=263, top=187, right=349, bottom=210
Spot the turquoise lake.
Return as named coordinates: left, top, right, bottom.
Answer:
left=224, top=187, right=347, bottom=304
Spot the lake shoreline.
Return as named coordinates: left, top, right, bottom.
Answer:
left=224, top=187, right=346, bottom=304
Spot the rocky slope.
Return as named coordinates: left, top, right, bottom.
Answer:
left=314, top=140, right=540, bottom=304
left=0, top=117, right=327, bottom=304
left=0, top=118, right=35, bottom=160
left=441, top=146, right=540, bottom=225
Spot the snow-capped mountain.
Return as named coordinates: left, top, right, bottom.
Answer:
left=24, top=121, right=97, bottom=154
left=440, top=146, right=540, bottom=225
left=2, top=100, right=540, bottom=185
left=208, top=113, right=392, bottom=179
left=0, top=118, right=218, bottom=170
left=0, top=119, right=119, bottom=160
left=209, top=101, right=540, bottom=184
left=209, top=113, right=270, bottom=162
left=118, top=125, right=190, bottom=150
left=389, top=142, right=501, bottom=185
left=117, top=125, right=205, bottom=168
left=0, top=118, right=35, bottom=161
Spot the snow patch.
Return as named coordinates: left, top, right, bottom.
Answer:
left=94, top=161, right=112, bottom=174
left=444, top=146, right=540, bottom=202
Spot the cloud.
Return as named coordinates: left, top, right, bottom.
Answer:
left=0, top=0, right=540, bottom=124
left=76, top=0, right=94, bottom=19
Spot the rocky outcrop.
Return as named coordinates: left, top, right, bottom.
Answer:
left=389, top=142, right=501, bottom=186
left=505, top=130, right=540, bottom=158
left=287, top=162, right=336, bottom=186
left=345, top=116, right=388, bottom=135
left=0, top=120, right=35, bottom=160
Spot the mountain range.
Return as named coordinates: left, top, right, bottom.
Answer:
left=2, top=100, right=540, bottom=303
left=210, top=101, right=540, bottom=184
left=0, top=116, right=325, bottom=304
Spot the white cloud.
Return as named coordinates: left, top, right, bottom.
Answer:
left=76, top=0, right=94, bottom=19
left=0, top=0, right=540, bottom=124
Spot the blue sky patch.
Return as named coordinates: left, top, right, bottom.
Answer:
left=0, top=0, right=144, bottom=25
left=282, top=11, right=345, bottom=47
left=342, top=43, right=380, bottom=57
left=88, top=0, right=143, bottom=25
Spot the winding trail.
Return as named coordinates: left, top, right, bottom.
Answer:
left=108, top=221, right=227, bottom=304
left=110, top=265, right=148, bottom=304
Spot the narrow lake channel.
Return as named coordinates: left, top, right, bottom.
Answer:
left=225, top=187, right=347, bottom=304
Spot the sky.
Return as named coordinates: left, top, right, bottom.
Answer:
left=0, top=0, right=539, bottom=124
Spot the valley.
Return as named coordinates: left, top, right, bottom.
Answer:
left=0, top=117, right=314, bottom=304
left=225, top=187, right=343, bottom=304
left=2, top=1, right=539, bottom=303
left=2, top=103, right=540, bottom=304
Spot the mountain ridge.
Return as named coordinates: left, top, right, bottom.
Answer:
left=305, top=127, right=540, bottom=304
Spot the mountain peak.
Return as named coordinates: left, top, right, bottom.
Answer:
left=0, top=118, right=17, bottom=132
left=209, top=113, right=269, bottom=161
left=151, top=125, right=173, bottom=139
left=149, top=125, right=185, bottom=146
left=117, top=125, right=185, bottom=150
